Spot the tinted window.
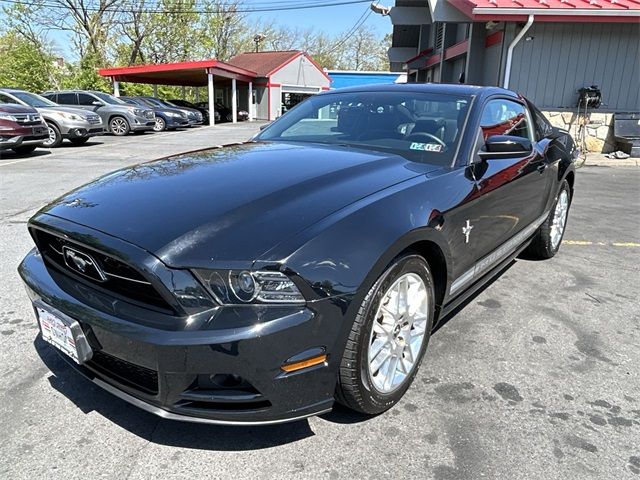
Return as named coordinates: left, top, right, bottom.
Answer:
left=256, top=91, right=472, bottom=166
left=0, top=93, right=15, bottom=104
left=13, top=91, right=58, bottom=107
left=528, top=103, right=553, bottom=139
left=479, top=99, right=531, bottom=141
left=42, top=93, right=58, bottom=103
left=57, top=93, right=77, bottom=105
left=78, top=93, right=97, bottom=106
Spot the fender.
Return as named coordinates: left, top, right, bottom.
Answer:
left=257, top=172, right=459, bottom=305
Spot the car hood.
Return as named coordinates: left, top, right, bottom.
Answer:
left=40, top=142, right=434, bottom=268
left=38, top=106, right=96, bottom=118
left=1, top=103, right=37, bottom=114
left=154, top=107, right=185, bottom=116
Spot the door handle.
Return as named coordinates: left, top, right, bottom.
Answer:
left=537, top=163, right=547, bottom=173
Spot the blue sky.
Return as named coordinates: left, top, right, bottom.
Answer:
left=48, top=1, right=393, bottom=60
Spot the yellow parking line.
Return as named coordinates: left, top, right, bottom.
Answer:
left=564, top=240, right=640, bottom=247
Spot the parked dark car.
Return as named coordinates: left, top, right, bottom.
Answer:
left=42, top=90, right=155, bottom=136
left=137, top=97, right=203, bottom=126
left=1, top=88, right=104, bottom=147
left=168, top=99, right=216, bottom=124
left=121, top=96, right=189, bottom=132
left=19, top=84, right=576, bottom=425
left=0, top=103, right=48, bottom=154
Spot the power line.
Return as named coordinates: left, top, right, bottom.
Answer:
left=325, top=5, right=373, bottom=54
left=0, top=0, right=372, bottom=14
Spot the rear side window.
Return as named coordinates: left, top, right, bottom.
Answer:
left=42, top=93, right=57, bottom=103
left=78, top=93, right=96, bottom=106
left=528, top=103, right=553, bottom=140
left=57, top=93, right=77, bottom=105
left=479, top=99, right=531, bottom=141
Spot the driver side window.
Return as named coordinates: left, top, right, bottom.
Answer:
left=479, top=99, right=531, bottom=141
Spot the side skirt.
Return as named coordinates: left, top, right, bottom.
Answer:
left=436, top=238, right=534, bottom=325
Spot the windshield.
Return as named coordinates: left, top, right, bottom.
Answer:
left=13, top=91, right=58, bottom=108
left=93, top=92, right=126, bottom=105
left=256, top=90, right=471, bottom=165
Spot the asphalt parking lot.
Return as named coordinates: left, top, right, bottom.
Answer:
left=1, top=127, right=639, bottom=480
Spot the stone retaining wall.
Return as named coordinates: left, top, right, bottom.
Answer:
left=542, top=110, right=616, bottom=153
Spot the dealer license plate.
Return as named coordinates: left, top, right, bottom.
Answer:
left=37, top=307, right=86, bottom=364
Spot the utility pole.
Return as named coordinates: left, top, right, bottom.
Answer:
left=253, top=33, right=266, bottom=52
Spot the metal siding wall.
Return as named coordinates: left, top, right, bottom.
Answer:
left=483, top=44, right=502, bottom=86
left=509, top=23, right=640, bottom=111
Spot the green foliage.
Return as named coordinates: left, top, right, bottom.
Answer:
left=0, top=31, right=57, bottom=92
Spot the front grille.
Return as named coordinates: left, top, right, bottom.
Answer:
left=87, top=350, right=159, bottom=395
left=33, top=228, right=174, bottom=313
left=13, top=113, right=42, bottom=126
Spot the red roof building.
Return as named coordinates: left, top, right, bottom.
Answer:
left=98, top=51, right=331, bottom=124
left=387, top=0, right=639, bottom=114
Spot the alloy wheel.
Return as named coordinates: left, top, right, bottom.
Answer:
left=550, top=190, right=569, bottom=249
left=367, top=272, right=429, bottom=393
left=110, top=118, right=128, bottom=135
left=153, top=117, right=165, bottom=132
left=43, top=125, right=57, bottom=147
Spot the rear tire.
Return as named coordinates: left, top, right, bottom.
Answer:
left=336, top=254, right=435, bottom=414
left=11, top=145, right=37, bottom=154
left=525, top=180, right=571, bottom=259
left=109, top=116, right=130, bottom=136
left=43, top=122, right=62, bottom=148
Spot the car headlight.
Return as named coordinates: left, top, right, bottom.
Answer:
left=57, top=112, right=84, bottom=121
left=0, top=112, right=18, bottom=121
left=168, top=112, right=182, bottom=118
left=132, top=108, right=145, bottom=116
left=193, top=269, right=305, bottom=305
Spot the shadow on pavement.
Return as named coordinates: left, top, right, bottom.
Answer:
left=34, top=337, right=315, bottom=451
left=0, top=149, right=51, bottom=160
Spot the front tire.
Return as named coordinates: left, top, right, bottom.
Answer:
left=109, top=116, right=130, bottom=136
left=153, top=116, right=166, bottom=132
left=525, top=180, right=571, bottom=259
left=43, top=122, right=62, bottom=148
left=336, top=254, right=435, bottom=414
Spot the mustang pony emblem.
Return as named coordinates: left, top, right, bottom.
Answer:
left=62, top=247, right=106, bottom=282
left=462, top=220, right=474, bottom=244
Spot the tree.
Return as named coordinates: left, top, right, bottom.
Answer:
left=0, top=31, right=58, bottom=92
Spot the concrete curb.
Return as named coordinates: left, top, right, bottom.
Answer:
left=582, top=154, right=639, bottom=167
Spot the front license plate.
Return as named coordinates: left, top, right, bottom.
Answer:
left=37, top=307, right=88, bottom=364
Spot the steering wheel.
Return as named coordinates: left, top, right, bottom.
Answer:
left=405, top=132, right=446, bottom=147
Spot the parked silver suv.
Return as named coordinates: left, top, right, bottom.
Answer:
left=0, top=88, right=104, bottom=147
left=42, top=90, right=155, bottom=136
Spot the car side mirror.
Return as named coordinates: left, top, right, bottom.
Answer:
left=479, top=135, right=533, bottom=159
left=259, top=122, right=272, bottom=131
left=91, top=101, right=103, bottom=107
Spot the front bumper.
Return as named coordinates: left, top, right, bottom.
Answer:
left=0, top=124, right=48, bottom=150
left=19, top=248, right=345, bottom=425
left=166, top=116, right=189, bottom=128
left=129, top=114, right=156, bottom=131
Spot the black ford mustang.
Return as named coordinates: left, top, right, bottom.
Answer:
left=19, top=84, right=576, bottom=425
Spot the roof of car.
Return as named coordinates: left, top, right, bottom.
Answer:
left=322, top=83, right=518, bottom=98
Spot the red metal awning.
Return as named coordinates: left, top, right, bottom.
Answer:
left=447, top=0, right=640, bottom=21
left=98, top=60, right=257, bottom=86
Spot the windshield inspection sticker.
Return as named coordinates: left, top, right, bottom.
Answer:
left=410, top=142, right=443, bottom=152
